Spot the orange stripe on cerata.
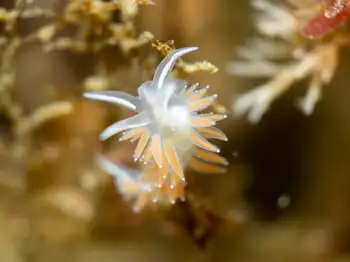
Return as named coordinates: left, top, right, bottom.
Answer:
left=157, top=164, right=168, bottom=187
left=189, top=130, right=220, bottom=152
left=140, top=143, right=153, bottom=163
left=168, top=185, right=177, bottom=203
left=170, top=171, right=182, bottom=188
left=184, top=83, right=199, bottom=98
left=187, top=86, right=209, bottom=102
left=190, top=116, right=216, bottom=127
left=151, top=134, right=163, bottom=167
left=176, top=183, right=185, bottom=200
left=194, top=149, right=229, bottom=166
left=197, top=127, right=228, bottom=141
left=159, top=183, right=167, bottom=196
left=163, top=140, right=184, bottom=180
left=119, top=127, right=146, bottom=141
left=199, top=113, right=227, bottom=121
left=189, top=158, right=226, bottom=173
left=130, top=133, right=142, bottom=143
left=134, top=131, right=150, bottom=160
left=188, top=95, right=217, bottom=112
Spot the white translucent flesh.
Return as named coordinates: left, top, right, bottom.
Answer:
left=160, top=82, right=177, bottom=110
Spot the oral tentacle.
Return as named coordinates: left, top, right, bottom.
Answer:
left=153, top=47, right=199, bottom=90
left=83, top=91, right=139, bottom=111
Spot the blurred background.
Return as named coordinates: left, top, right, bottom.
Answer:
left=1, top=0, right=350, bottom=261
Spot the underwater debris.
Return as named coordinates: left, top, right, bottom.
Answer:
left=228, top=0, right=348, bottom=123
left=15, top=101, right=74, bottom=136
left=0, top=4, right=73, bottom=161
left=85, top=47, right=228, bottom=211
left=116, top=0, right=155, bottom=21
left=36, top=186, right=95, bottom=221
left=152, top=40, right=218, bottom=76
left=0, top=0, right=155, bottom=158
left=302, top=0, right=350, bottom=39
left=15, top=0, right=155, bottom=54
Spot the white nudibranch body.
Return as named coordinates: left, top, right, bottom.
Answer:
left=85, top=47, right=228, bottom=211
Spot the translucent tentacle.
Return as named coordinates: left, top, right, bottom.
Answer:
left=153, top=47, right=199, bottom=90
left=83, top=91, right=139, bottom=111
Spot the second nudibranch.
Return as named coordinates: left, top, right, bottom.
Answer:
left=85, top=47, right=228, bottom=211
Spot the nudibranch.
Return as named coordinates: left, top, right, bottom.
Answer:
left=85, top=47, right=228, bottom=211
left=96, top=155, right=186, bottom=212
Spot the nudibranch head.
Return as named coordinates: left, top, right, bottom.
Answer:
left=85, top=47, right=228, bottom=210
